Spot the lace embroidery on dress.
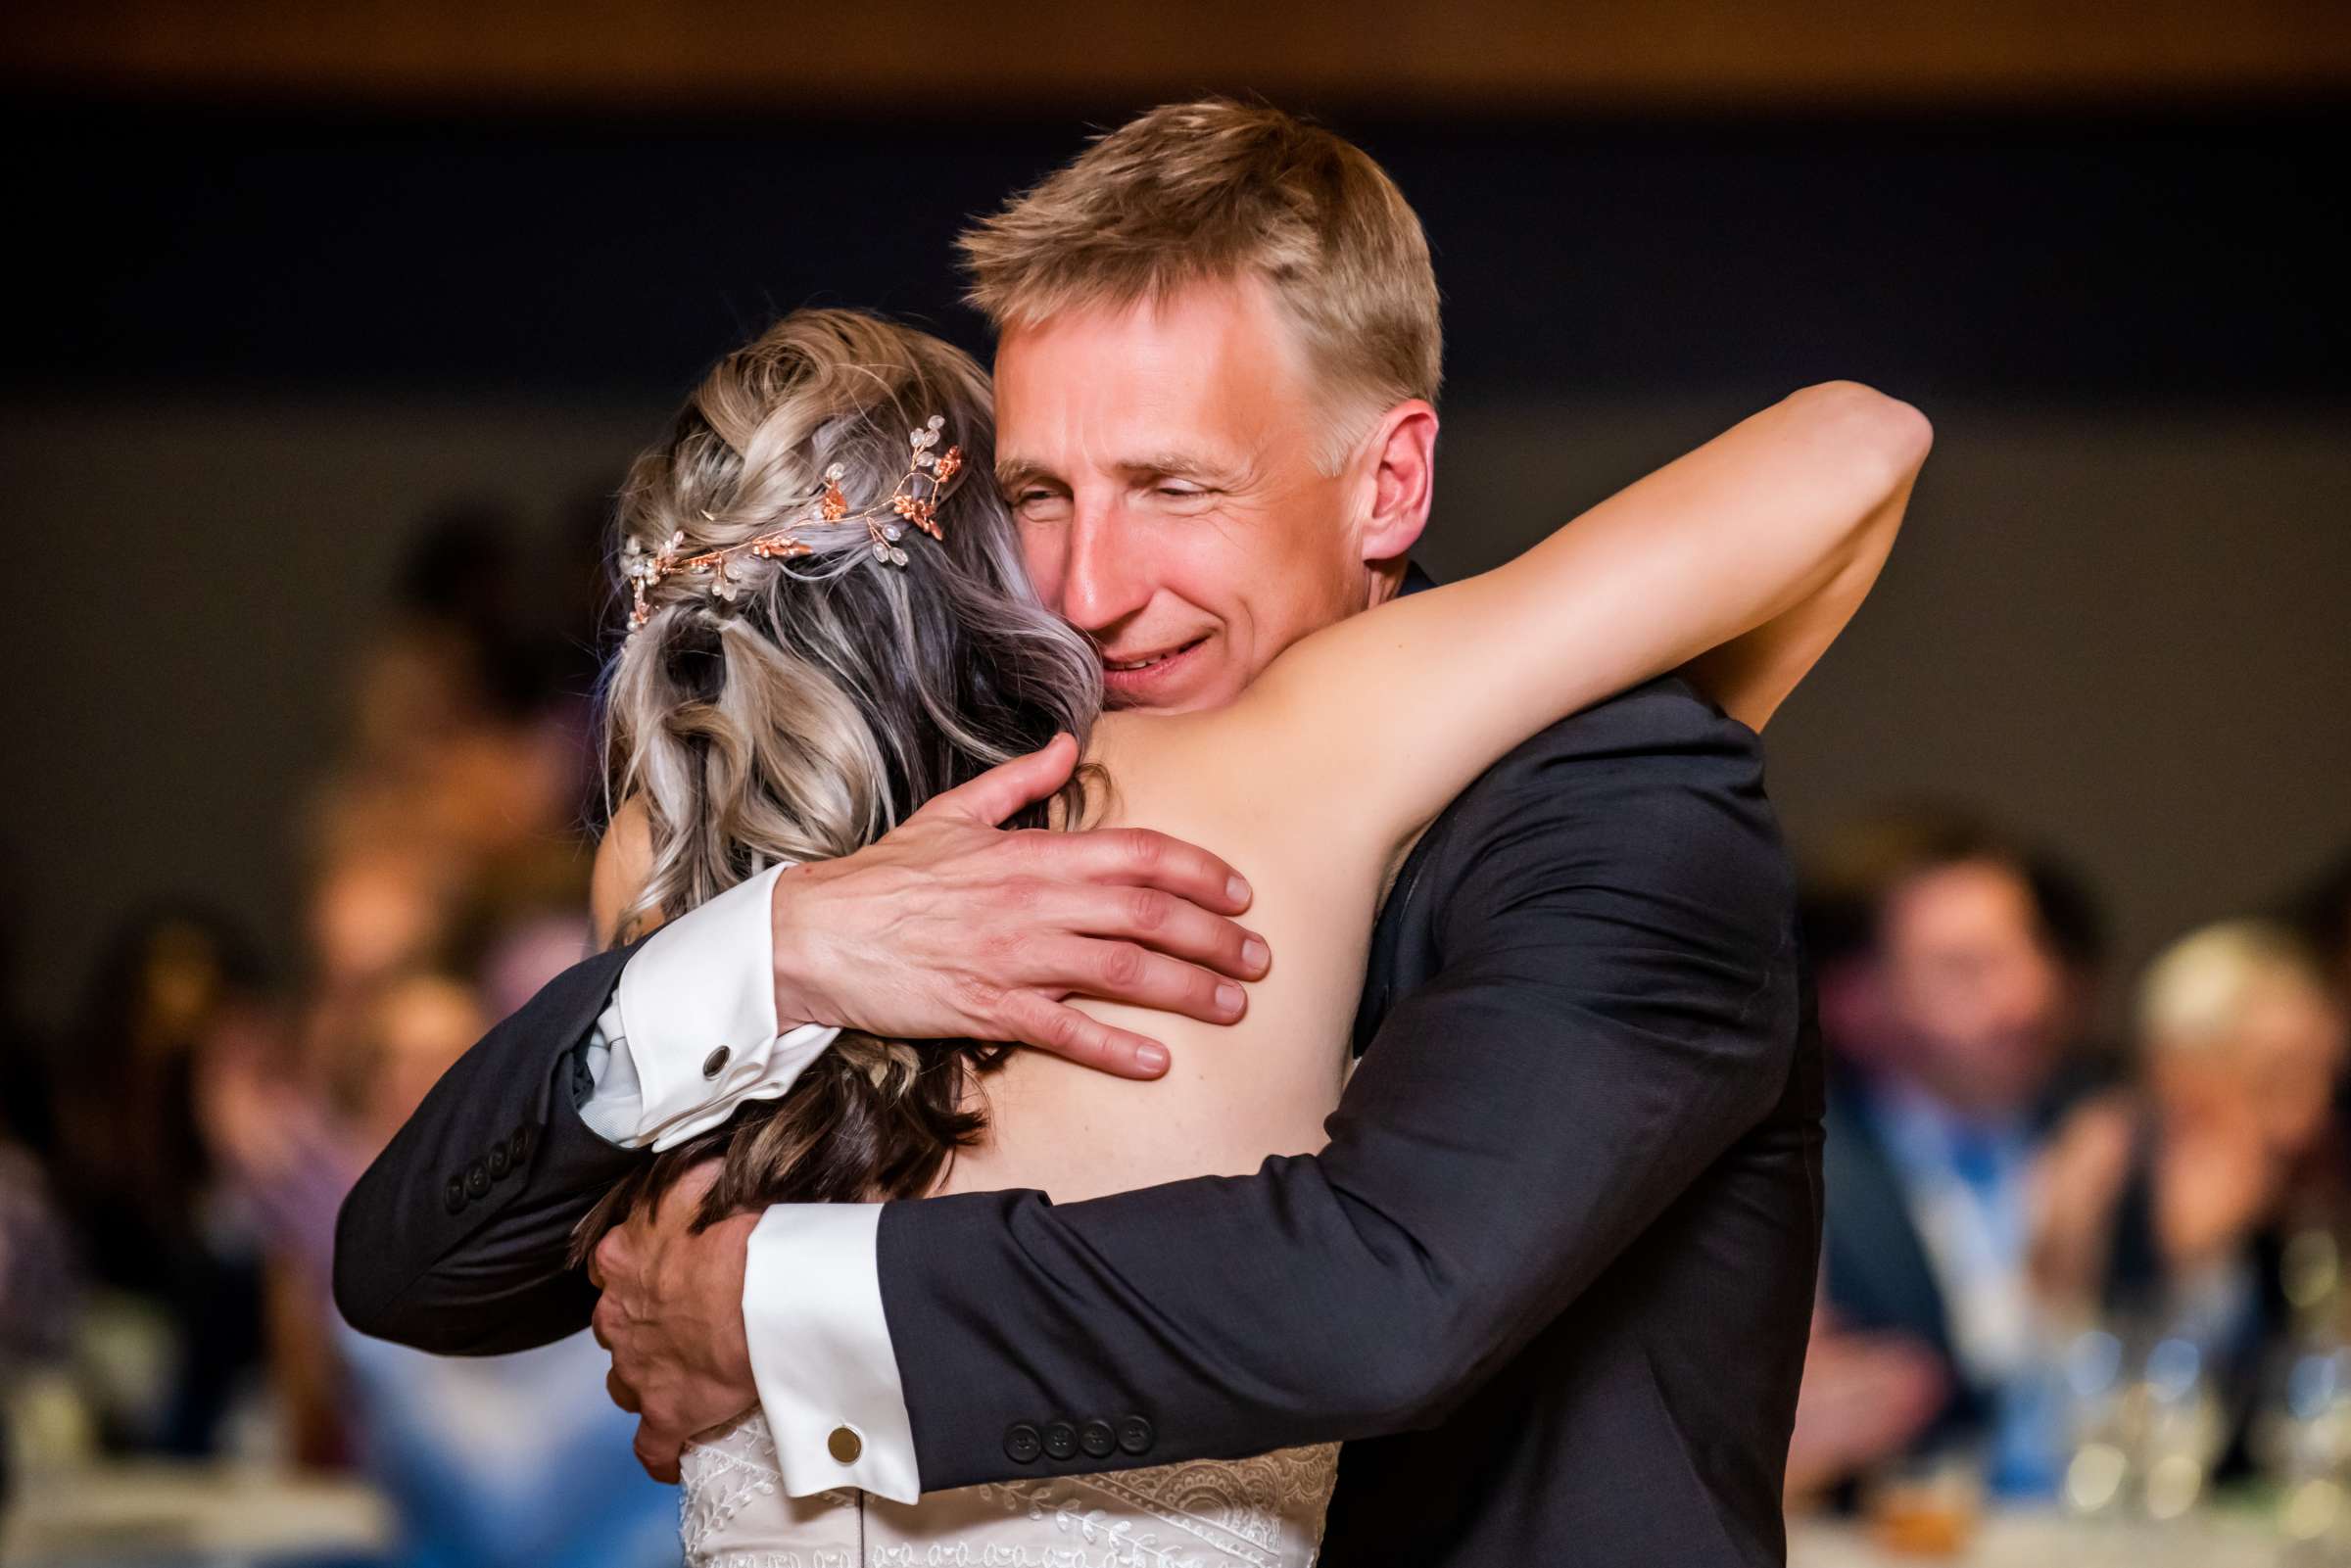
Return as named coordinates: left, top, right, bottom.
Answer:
left=681, top=1410, right=1336, bottom=1568
left=680, top=1412, right=860, bottom=1568
left=957, top=1444, right=1340, bottom=1568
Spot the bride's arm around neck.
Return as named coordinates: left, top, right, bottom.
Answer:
left=1168, top=381, right=1929, bottom=866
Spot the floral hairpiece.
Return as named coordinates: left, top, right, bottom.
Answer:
left=623, top=416, right=965, bottom=632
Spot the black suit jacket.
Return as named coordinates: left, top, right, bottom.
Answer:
left=338, top=657, right=1818, bottom=1568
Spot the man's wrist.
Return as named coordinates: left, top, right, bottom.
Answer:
left=705, top=1211, right=760, bottom=1393
left=768, top=860, right=843, bottom=1029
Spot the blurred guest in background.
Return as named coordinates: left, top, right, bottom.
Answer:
left=48, top=903, right=276, bottom=1456
left=1803, top=810, right=2105, bottom=1497
left=0, top=485, right=672, bottom=1561
left=221, top=498, right=674, bottom=1562
left=2032, top=920, right=2349, bottom=1468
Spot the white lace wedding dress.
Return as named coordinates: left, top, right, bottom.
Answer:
left=680, top=1409, right=1338, bottom=1567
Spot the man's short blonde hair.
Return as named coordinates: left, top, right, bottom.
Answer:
left=958, top=99, right=1442, bottom=470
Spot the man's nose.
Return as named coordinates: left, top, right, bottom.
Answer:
left=1059, top=504, right=1151, bottom=634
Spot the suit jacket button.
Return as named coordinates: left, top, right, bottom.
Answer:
left=509, top=1126, right=532, bottom=1165
left=443, top=1176, right=466, bottom=1213
left=487, top=1144, right=510, bottom=1179
left=1003, top=1423, right=1042, bottom=1464
left=702, top=1045, right=731, bottom=1079
left=1116, top=1415, right=1154, bottom=1455
left=465, top=1160, right=491, bottom=1199
left=1042, top=1422, right=1078, bottom=1460
left=1079, top=1419, right=1116, bottom=1458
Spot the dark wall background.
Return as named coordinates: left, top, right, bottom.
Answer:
left=3, top=97, right=2346, bottom=1031
left=12, top=102, right=2346, bottom=399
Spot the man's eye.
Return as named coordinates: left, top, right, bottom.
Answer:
left=1013, top=490, right=1072, bottom=523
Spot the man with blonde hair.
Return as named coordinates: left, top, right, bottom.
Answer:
left=349, top=101, right=1837, bottom=1564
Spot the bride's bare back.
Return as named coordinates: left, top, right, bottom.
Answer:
left=940, top=709, right=1384, bottom=1199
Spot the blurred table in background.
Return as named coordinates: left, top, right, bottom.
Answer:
left=1, top=1462, right=390, bottom=1567
left=1791, top=1507, right=2300, bottom=1567
left=6, top=1468, right=2327, bottom=1567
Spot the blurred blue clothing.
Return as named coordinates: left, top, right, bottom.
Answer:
left=1822, top=1063, right=2082, bottom=1497
left=336, top=1324, right=681, bottom=1568
left=1861, top=1078, right=2058, bottom=1496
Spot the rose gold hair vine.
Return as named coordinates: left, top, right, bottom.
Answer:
left=623, top=416, right=966, bottom=632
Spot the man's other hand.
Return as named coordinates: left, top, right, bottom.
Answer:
left=592, top=1163, right=758, bottom=1484
left=768, top=733, right=1271, bottom=1079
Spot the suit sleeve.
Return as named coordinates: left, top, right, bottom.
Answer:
left=876, top=690, right=1801, bottom=1488
left=333, top=937, right=649, bottom=1354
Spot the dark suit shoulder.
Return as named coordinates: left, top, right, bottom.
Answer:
left=1358, top=676, right=1789, bottom=1045
left=1410, top=675, right=1774, bottom=891
left=1461, top=674, right=1762, bottom=796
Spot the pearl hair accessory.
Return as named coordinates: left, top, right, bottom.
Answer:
left=623, top=415, right=965, bottom=632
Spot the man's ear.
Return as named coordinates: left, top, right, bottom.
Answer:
left=1357, top=400, right=1437, bottom=568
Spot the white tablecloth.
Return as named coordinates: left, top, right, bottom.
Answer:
left=1, top=1461, right=391, bottom=1565
left=1791, top=1508, right=2299, bottom=1568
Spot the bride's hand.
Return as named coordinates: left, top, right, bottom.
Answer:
left=766, top=735, right=1271, bottom=1078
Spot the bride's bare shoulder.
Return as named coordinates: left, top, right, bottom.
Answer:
left=590, top=794, right=663, bottom=950
left=1078, top=702, right=1342, bottom=867
left=1080, top=708, right=1243, bottom=817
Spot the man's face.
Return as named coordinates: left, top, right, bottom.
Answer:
left=2155, top=980, right=2347, bottom=1165
left=1877, top=860, right=2068, bottom=1116
left=993, top=277, right=1379, bottom=714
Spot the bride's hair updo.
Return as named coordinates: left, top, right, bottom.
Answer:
left=578, top=309, right=1100, bottom=1250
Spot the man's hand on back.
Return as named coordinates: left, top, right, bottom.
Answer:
left=592, top=1163, right=758, bottom=1485
left=767, top=734, right=1271, bottom=1079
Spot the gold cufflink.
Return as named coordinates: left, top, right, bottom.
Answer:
left=828, top=1426, right=863, bottom=1465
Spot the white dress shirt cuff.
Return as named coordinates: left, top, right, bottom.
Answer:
left=576, top=862, right=842, bottom=1152
left=744, top=1204, right=920, bottom=1502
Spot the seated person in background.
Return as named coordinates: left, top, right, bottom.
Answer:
left=2033, top=920, right=2349, bottom=1462
left=1807, top=812, right=2100, bottom=1496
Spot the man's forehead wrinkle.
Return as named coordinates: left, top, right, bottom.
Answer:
left=1115, top=450, right=1252, bottom=485
left=992, top=449, right=1256, bottom=491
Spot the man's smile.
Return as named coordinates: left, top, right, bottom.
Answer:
left=1099, top=636, right=1212, bottom=700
